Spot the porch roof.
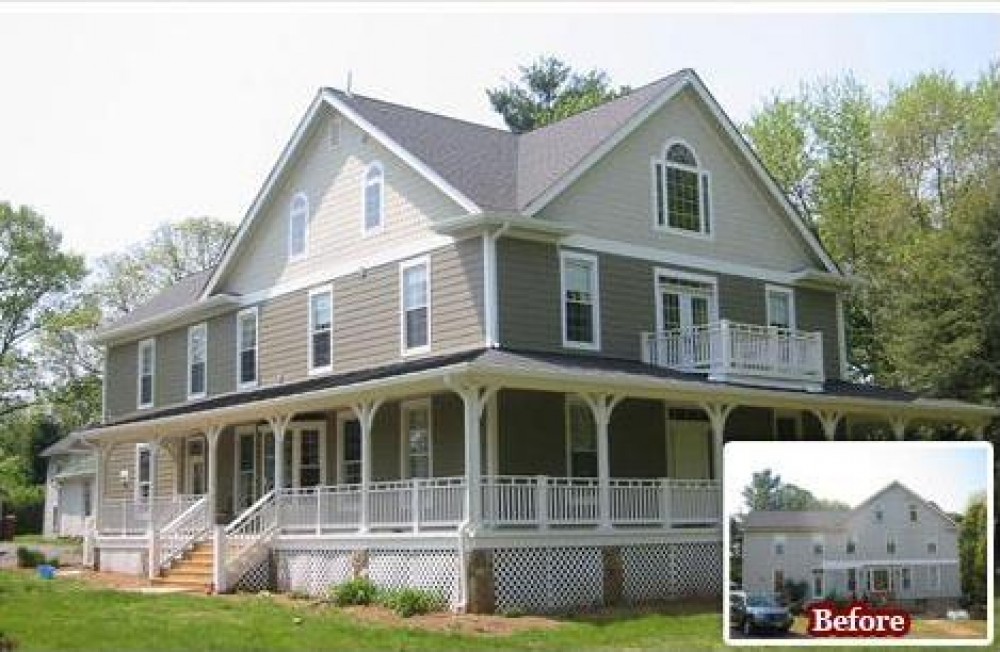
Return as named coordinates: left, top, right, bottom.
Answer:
left=82, top=347, right=996, bottom=442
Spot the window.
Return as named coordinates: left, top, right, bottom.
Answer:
left=137, top=338, right=155, bottom=409
left=653, top=141, right=711, bottom=235
left=909, top=504, right=919, bottom=522
left=566, top=397, right=597, bottom=477
left=886, top=535, right=897, bottom=555
left=872, top=568, right=890, bottom=591
left=298, top=429, right=322, bottom=487
left=187, top=323, right=207, bottom=399
left=901, top=567, right=912, bottom=591
left=774, top=537, right=785, bottom=555
left=773, top=569, right=785, bottom=593
left=400, top=258, right=430, bottom=354
left=83, top=481, right=92, bottom=517
left=927, top=539, right=938, bottom=555
left=288, top=193, right=309, bottom=260
left=875, top=505, right=884, bottom=522
left=363, top=162, right=384, bottom=234
left=237, top=308, right=259, bottom=388
left=341, top=418, right=362, bottom=485
left=812, top=569, right=824, bottom=598
left=135, top=443, right=151, bottom=501
left=560, top=251, right=600, bottom=349
left=846, top=536, right=857, bottom=554
left=847, top=568, right=857, bottom=593
left=402, top=401, right=431, bottom=479
left=765, top=285, right=796, bottom=330
left=308, top=286, right=333, bottom=373
left=813, top=538, right=824, bottom=555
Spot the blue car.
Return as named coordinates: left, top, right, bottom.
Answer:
left=730, top=591, right=793, bottom=636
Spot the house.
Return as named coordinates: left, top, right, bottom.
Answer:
left=40, top=433, right=96, bottom=538
left=79, top=69, right=994, bottom=614
left=740, top=481, right=963, bottom=612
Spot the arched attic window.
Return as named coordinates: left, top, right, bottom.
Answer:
left=653, top=141, right=712, bottom=235
left=363, top=162, right=384, bottom=234
left=288, top=193, right=309, bottom=259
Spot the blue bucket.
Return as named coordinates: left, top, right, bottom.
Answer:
left=37, top=564, right=56, bottom=580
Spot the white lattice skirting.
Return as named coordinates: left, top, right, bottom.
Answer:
left=494, top=546, right=604, bottom=613
left=622, top=542, right=722, bottom=603
left=234, top=556, right=274, bottom=593
left=273, top=548, right=461, bottom=608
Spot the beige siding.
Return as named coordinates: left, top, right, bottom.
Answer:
left=208, top=313, right=237, bottom=397
left=538, top=88, right=822, bottom=272
left=155, top=328, right=187, bottom=407
left=105, top=342, right=138, bottom=420
left=431, top=239, right=485, bottom=354
left=101, top=441, right=175, bottom=501
left=219, top=108, right=467, bottom=297
left=258, top=289, right=309, bottom=387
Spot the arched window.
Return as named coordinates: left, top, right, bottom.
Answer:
left=288, top=193, right=309, bottom=259
left=363, top=162, right=384, bottom=234
left=653, top=141, right=711, bottom=235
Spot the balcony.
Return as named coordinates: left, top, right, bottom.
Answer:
left=641, top=320, right=825, bottom=391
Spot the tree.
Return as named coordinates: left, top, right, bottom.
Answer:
left=487, top=56, right=630, bottom=133
left=0, top=203, right=86, bottom=417
left=742, top=468, right=851, bottom=512
left=742, top=469, right=784, bottom=511
left=958, top=492, right=988, bottom=605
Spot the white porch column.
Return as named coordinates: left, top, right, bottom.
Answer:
left=701, top=402, right=735, bottom=481
left=890, top=415, right=908, bottom=441
left=147, top=437, right=161, bottom=580
left=206, top=425, right=223, bottom=526
left=447, top=382, right=497, bottom=528
left=93, top=443, right=108, bottom=536
left=812, top=409, right=843, bottom=441
left=350, top=398, right=384, bottom=533
left=267, top=414, right=293, bottom=497
left=580, top=392, right=624, bottom=530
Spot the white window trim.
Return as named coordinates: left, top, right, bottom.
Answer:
left=559, top=250, right=601, bottom=351
left=399, top=255, right=432, bottom=356
left=361, top=161, right=386, bottom=237
left=399, top=398, right=433, bottom=479
left=307, top=284, right=333, bottom=375
left=289, top=421, right=328, bottom=488
left=908, top=503, right=919, bottom=523
left=653, top=267, right=720, bottom=333
left=186, top=322, right=208, bottom=400
left=773, top=535, right=786, bottom=556
left=288, top=192, right=310, bottom=262
left=564, top=395, right=598, bottom=477
left=651, top=139, right=714, bottom=240
left=137, top=338, right=155, bottom=409
left=134, top=443, right=151, bottom=502
left=765, top=284, right=797, bottom=330
left=812, top=534, right=825, bottom=556
left=184, top=436, right=207, bottom=495
left=236, top=307, right=259, bottom=390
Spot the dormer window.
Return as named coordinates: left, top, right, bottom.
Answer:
left=363, top=162, right=384, bottom=234
left=653, top=141, right=711, bottom=235
left=288, top=193, right=309, bottom=260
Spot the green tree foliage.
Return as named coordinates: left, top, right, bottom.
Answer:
left=959, top=493, right=988, bottom=605
left=742, top=469, right=851, bottom=512
left=487, top=56, right=630, bottom=133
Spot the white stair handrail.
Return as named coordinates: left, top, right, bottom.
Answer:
left=158, top=494, right=210, bottom=570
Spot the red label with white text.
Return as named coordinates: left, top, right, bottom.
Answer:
left=806, top=601, right=912, bottom=638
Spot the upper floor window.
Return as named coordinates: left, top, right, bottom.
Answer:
left=812, top=537, right=824, bottom=556
left=187, top=323, right=207, bottom=399
left=874, top=505, right=884, bottom=523
left=308, top=286, right=333, bottom=373
left=560, top=251, right=600, bottom=350
left=288, top=193, right=309, bottom=260
left=363, top=162, right=384, bottom=234
left=654, top=141, right=711, bottom=235
left=846, top=535, right=857, bottom=554
left=566, top=396, right=597, bottom=477
left=400, top=257, right=430, bottom=354
left=137, top=338, right=155, bottom=409
left=773, top=536, right=785, bottom=555
left=766, top=285, right=796, bottom=330
left=909, top=504, right=919, bottom=522
left=237, top=308, right=259, bottom=389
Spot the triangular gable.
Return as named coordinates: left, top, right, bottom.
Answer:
left=849, top=481, right=959, bottom=529
left=523, top=70, right=840, bottom=276
left=200, top=90, right=482, bottom=300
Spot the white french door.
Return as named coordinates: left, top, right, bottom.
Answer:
left=656, top=273, right=717, bottom=368
left=234, top=422, right=325, bottom=511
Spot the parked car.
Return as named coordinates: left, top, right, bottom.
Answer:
left=730, top=591, right=793, bottom=636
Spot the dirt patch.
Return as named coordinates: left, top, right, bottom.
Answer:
left=63, top=568, right=159, bottom=592
left=909, top=618, right=988, bottom=639
left=335, top=604, right=562, bottom=635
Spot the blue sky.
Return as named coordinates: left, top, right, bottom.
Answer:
left=724, top=441, right=992, bottom=515
left=0, top=6, right=996, bottom=259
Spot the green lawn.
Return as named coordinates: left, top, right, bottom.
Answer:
left=0, top=571, right=992, bottom=651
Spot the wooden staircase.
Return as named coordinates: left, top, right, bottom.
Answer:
left=153, top=541, right=213, bottom=593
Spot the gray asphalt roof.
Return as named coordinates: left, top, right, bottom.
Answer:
left=742, top=510, right=848, bottom=531
left=102, top=268, right=214, bottom=331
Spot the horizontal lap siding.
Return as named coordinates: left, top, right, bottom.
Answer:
left=155, top=328, right=187, bottom=407
left=101, top=441, right=174, bottom=501
left=432, top=238, right=485, bottom=355
left=259, top=289, right=309, bottom=386
left=796, top=287, right=840, bottom=380
left=332, top=262, right=399, bottom=374
left=208, top=313, right=237, bottom=396
left=105, top=343, right=137, bottom=421
left=497, top=239, right=561, bottom=353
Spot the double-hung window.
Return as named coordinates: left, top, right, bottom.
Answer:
left=765, top=285, right=796, bottom=330
left=560, top=251, right=600, bottom=350
left=308, top=286, right=333, bottom=373
left=237, top=308, right=259, bottom=389
left=653, top=141, right=711, bottom=235
left=400, top=258, right=430, bottom=354
left=288, top=193, right=309, bottom=260
left=402, top=400, right=431, bottom=479
left=135, top=443, right=151, bottom=501
left=187, top=323, right=207, bottom=399
left=565, top=397, right=597, bottom=477
left=363, top=162, right=384, bottom=234
left=137, top=338, right=155, bottom=409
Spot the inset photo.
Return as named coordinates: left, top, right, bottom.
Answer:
left=724, top=441, right=993, bottom=646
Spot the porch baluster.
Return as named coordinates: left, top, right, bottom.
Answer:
left=411, top=479, right=420, bottom=533
left=315, top=488, right=322, bottom=536
left=659, top=478, right=672, bottom=528
left=537, top=476, right=549, bottom=530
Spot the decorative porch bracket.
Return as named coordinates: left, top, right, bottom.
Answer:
left=579, top=392, right=625, bottom=529
left=812, top=409, right=843, bottom=440
left=446, top=380, right=498, bottom=528
left=700, top=402, right=735, bottom=481
left=350, top=398, right=385, bottom=533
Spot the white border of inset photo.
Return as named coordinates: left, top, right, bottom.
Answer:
left=723, top=440, right=994, bottom=647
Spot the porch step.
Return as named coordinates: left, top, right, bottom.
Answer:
left=157, top=541, right=214, bottom=592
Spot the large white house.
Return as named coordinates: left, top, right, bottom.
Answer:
left=741, top=482, right=963, bottom=612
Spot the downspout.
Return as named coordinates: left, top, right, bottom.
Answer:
left=483, top=223, right=512, bottom=348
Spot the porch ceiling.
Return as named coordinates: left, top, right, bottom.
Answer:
left=82, top=347, right=997, bottom=443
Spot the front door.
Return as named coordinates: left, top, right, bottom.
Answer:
left=656, top=275, right=716, bottom=368
left=668, top=410, right=712, bottom=479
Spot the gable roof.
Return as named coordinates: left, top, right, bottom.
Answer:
left=850, top=480, right=959, bottom=529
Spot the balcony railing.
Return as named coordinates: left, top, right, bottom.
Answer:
left=641, top=320, right=824, bottom=389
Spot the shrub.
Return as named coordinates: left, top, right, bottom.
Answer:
left=15, top=547, right=45, bottom=568
left=782, top=579, right=810, bottom=614
left=330, top=578, right=379, bottom=607
left=378, top=587, right=444, bottom=618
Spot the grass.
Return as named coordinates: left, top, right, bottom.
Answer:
left=0, top=571, right=992, bottom=651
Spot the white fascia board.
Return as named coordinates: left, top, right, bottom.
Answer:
left=90, top=294, right=240, bottom=346
left=321, top=90, right=482, bottom=215
left=433, top=212, right=574, bottom=240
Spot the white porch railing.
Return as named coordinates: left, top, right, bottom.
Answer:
left=158, top=495, right=211, bottom=569
left=99, top=494, right=204, bottom=536
left=641, top=320, right=824, bottom=388
left=481, top=476, right=722, bottom=529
